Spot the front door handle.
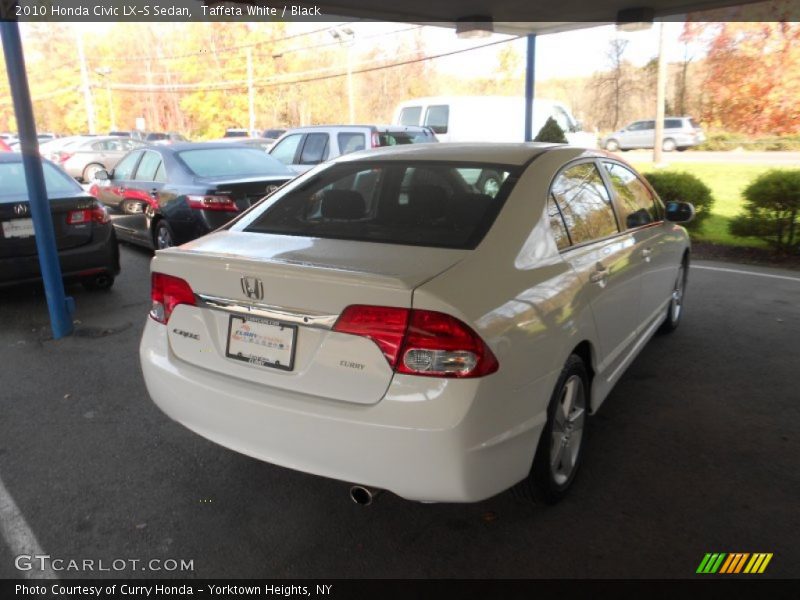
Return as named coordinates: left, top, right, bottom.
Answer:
left=589, top=262, right=609, bottom=286
left=642, top=247, right=653, bottom=262
left=150, top=188, right=159, bottom=198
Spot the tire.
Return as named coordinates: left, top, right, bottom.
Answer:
left=82, top=272, right=115, bottom=291
left=516, top=354, right=589, bottom=504
left=153, top=220, right=175, bottom=250
left=121, top=199, right=143, bottom=215
left=659, top=257, right=689, bottom=334
left=476, top=170, right=502, bottom=197
left=83, top=163, right=104, bottom=182
left=662, top=138, right=677, bottom=152
left=604, top=139, right=620, bottom=152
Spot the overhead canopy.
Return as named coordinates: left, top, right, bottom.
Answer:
left=276, top=0, right=767, bottom=35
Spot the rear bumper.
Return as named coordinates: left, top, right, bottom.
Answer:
left=140, top=319, right=551, bottom=503
left=0, top=225, right=120, bottom=287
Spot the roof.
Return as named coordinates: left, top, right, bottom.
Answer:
left=334, top=141, right=574, bottom=165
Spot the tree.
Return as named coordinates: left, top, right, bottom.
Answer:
left=534, top=117, right=567, bottom=143
left=592, top=39, right=631, bottom=130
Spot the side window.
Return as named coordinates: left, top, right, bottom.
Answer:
left=337, top=133, right=366, bottom=156
left=154, top=161, right=167, bottom=183
left=269, top=134, right=303, bottom=165
left=113, top=151, right=142, bottom=180
left=91, top=141, right=106, bottom=151
left=133, top=151, right=161, bottom=181
left=643, top=120, right=655, bottom=130
left=424, top=105, right=449, bottom=134
left=665, top=119, right=682, bottom=129
left=603, top=162, right=660, bottom=228
left=627, top=122, right=643, bottom=131
left=551, top=162, right=618, bottom=245
left=548, top=195, right=571, bottom=250
left=299, top=133, right=329, bottom=165
left=398, top=107, right=421, bottom=127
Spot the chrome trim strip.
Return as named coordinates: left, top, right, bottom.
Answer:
left=196, top=293, right=338, bottom=329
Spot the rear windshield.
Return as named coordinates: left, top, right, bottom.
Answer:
left=377, top=131, right=436, bottom=146
left=177, top=147, right=292, bottom=178
left=0, top=161, right=82, bottom=200
left=243, top=161, right=516, bottom=249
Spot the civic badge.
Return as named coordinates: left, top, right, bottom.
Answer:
left=13, top=203, right=28, bottom=216
left=240, top=276, right=264, bottom=301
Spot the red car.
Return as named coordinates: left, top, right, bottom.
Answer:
left=0, top=139, right=11, bottom=152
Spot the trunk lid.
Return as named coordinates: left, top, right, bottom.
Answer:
left=153, top=231, right=467, bottom=405
left=0, top=195, right=96, bottom=258
left=199, top=176, right=292, bottom=212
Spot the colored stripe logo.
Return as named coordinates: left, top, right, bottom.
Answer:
left=697, top=553, right=773, bottom=574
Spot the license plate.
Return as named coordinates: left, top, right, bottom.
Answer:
left=225, top=315, right=296, bottom=371
left=1, top=218, right=34, bottom=239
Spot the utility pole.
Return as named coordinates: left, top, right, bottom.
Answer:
left=329, top=27, right=356, bottom=124
left=76, top=27, right=96, bottom=134
left=96, top=67, right=115, bottom=131
left=653, top=22, right=667, bottom=165
left=247, top=47, right=255, bottom=135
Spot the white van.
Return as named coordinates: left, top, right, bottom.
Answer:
left=393, top=95, right=597, bottom=148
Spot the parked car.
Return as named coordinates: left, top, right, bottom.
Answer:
left=0, top=153, right=119, bottom=290
left=0, top=139, right=10, bottom=152
left=109, top=130, right=133, bottom=138
left=139, top=143, right=695, bottom=504
left=223, top=128, right=250, bottom=138
left=89, top=142, right=295, bottom=250
left=269, top=125, right=438, bottom=175
left=58, top=136, right=144, bottom=182
left=261, top=128, right=286, bottom=140
left=145, top=132, right=189, bottom=146
left=602, top=117, right=705, bottom=152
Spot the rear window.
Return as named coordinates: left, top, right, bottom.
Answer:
left=665, top=119, right=683, bottom=129
left=177, top=147, right=292, bottom=178
left=376, top=131, right=436, bottom=146
left=0, top=161, right=82, bottom=200
left=243, top=161, right=516, bottom=249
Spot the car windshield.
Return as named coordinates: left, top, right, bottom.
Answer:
left=0, top=161, right=82, bottom=200
left=177, top=147, right=293, bottom=178
left=242, top=161, right=516, bottom=249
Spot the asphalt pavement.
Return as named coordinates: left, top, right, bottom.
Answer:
left=0, top=245, right=798, bottom=579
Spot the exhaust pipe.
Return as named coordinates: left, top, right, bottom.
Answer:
left=349, top=485, right=382, bottom=506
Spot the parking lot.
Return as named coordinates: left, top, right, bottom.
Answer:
left=0, top=243, right=798, bottom=579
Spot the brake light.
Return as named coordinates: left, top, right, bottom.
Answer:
left=57, top=151, right=73, bottom=163
left=333, top=305, right=498, bottom=378
left=186, top=194, right=239, bottom=212
left=371, top=132, right=380, bottom=148
left=67, top=203, right=110, bottom=225
left=149, top=273, right=196, bottom=324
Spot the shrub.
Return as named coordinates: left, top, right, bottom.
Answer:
left=729, top=170, right=800, bottom=253
left=643, top=171, right=715, bottom=231
left=534, top=117, right=567, bottom=144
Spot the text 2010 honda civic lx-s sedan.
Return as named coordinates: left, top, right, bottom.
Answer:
left=140, top=143, right=695, bottom=504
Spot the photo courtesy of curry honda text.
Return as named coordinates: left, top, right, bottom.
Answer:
left=139, top=143, right=695, bottom=504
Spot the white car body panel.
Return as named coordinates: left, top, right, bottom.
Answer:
left=140, top=143, right=690, bottom=502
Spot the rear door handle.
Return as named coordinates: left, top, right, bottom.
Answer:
left=589, top=262, right=609, bottom=286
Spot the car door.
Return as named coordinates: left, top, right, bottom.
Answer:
left=293, top=132, right=330, bottom=175
left=94, top=149, right=143, bottom=212
left=115, top=149, right=164, bottom=244
left=621, top=121, right=648, bottom=149
left=550, top=160, right=641, bottom=379
left=601, top=160, right=676, bottom=329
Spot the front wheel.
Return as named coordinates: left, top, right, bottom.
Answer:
left=83, top=163, right=104, bottom=182
left=516, top=354, right=589, bottom=504
left=659, top=258, right=688, bottom=333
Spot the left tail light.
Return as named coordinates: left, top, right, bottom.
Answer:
left=67, top=202, right=110, bottom=225
left=57, top=151, right=73, bottom=163
left=150, top=273, right=196, bottom=324
left=187, top=194, right=239, bottom=212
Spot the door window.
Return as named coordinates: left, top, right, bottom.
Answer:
left=337, top=132, right=366, bottom=155
left=602, top=162, right=660, bottom=228
left=113, top=151, right=142, bottom=180
left=551, top=162, right=618, bottom=245
left=424, top=105, right=449, bottom=134
left=269, top=134, right=303, bottom=165
left=134, top=151, right=162, bottom=181
left=298, top=133, right=329, bottom=165
left=398, top=107, right=422, bottom=126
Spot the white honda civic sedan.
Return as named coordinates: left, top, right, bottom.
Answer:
left=140, top=143, right=694, bottom=504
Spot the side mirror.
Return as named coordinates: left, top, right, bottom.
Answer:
left=95, top=169, right=109, bottom=181
left=665, top=201, right=695, bottom=223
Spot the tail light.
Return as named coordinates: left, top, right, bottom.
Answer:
left=371, top=132, right=380, bottom=148
left=67, top=202, right=110, bottom=225
left=150, top=273, right=196, bottom=324
left=187, top=194, right=239, bottom=212
left=333, top=305, right=498, bottom=378
left=57, top=151, right=73, bottom=163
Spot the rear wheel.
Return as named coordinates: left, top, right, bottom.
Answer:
left=516, top=354, right=589, bottom=504
left=604, top=139, right=620, bottom=152
left=659, top=258, right=688, bottom=333
left=83, top=163, right=104, bottom=182
left=153, top=220, right=175, bottom=250
left=82, top=272, right=115, bottom=291
left=662, top=138, right=677, bottom=152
